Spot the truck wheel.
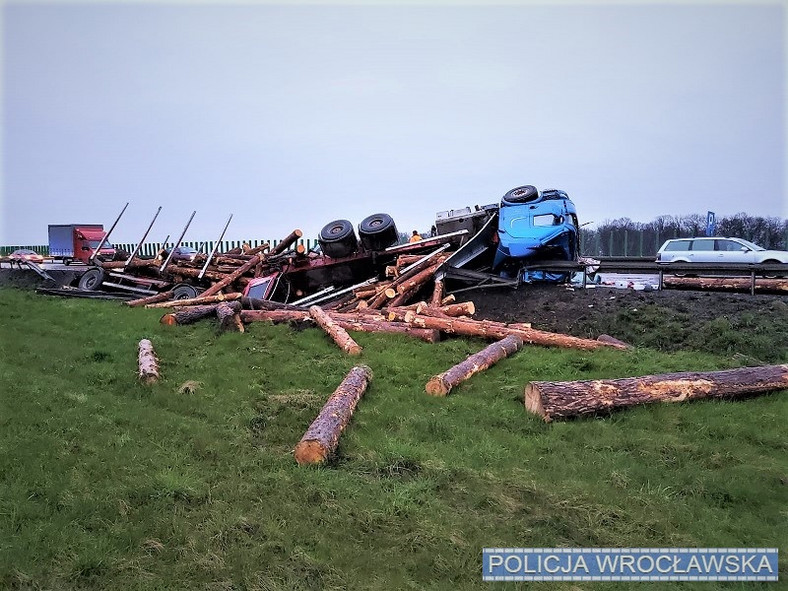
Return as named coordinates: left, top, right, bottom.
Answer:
left=78, top=268, right=105, bottom=291
left=172, top=283, right=200, bottom=300
left=502, top=185, right=539, bottom=205
left=358, top=213, right=398, bottom=251
left=318, top=219, right=358, bottom=258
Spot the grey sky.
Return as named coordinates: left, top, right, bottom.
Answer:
left=2, top=1, right=785, bottom=245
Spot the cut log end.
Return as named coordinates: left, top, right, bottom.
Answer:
left=294, top=440, right=329, bottom=465
left=523, top=383, right=548, bottom=421
left=160, top=313, right=177, bottom=326
left=425, top=376, right=450, bottom=396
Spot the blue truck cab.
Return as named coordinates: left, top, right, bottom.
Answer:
left=493, top=186, right=579, bottom=274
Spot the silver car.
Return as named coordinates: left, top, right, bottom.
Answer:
left=656, top=237, right=788, bottom=266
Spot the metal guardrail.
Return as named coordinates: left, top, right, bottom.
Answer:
left=519, top=259, right=787, bottom=295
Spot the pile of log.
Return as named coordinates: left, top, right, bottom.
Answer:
left=122, top=229, right=305, bottom=307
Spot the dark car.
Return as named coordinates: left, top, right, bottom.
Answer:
left=164, top=246, right=199, bottom=262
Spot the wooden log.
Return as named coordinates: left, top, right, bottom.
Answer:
left=404, top=314, right=627, bottom=351
left=100, top=257, right=159, bottom=270
left=415, top=301, right=475, bottom=317
left=525, top=364, right=788, bottom=422
left=165, top=265, right=226, bottom=282
left=664, top=276, right=788, bottom=293
left=138, top=339, right=160, bottom=385
left=353, top=287, right=378, bottom=299
left=145, top=292, right=242, bottom=309
left=440, top=294, right=456, bottom=306
left=309, top=305, right=362, bottom=355
left=241, top=297, right=306, bottom=311
left=216, top=301, right=243, bottom=332
left=395, top=263, right=440, bottom=295
left=430, top=279, right=444, bottom=307
left=333, top=318, right=440, bottom=343
left=244, top=242, right=271, bottom=257
left=426, top=335, right=523, bottom=396
left=597, top=334, right=633, bottom=349
left=270, top=229, right=303, bottom=256
left=160, top=304, right=220, bottom=326
left=200, top=255, right=261, bottom=298
left=440, top=301, right=475, bottom=317
left=294, top=365, right=373, bottom=465
left=126, top=290, right=175, bottom=307
left=240, top=309, right=310, bottom=323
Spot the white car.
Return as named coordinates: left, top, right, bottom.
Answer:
left=656, top=237, right=788, bottom=269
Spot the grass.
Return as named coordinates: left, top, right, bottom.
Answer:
left=0, top=288, right=786, bottom=590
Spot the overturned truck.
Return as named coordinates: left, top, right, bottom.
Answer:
left=434, top=185, right=586, bottom=288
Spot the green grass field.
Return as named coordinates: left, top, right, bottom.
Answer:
left=0, top=288, right=785, bottom=589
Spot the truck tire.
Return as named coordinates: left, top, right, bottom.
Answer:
left=502, top=185, right=539, bottom=205
left=358, top=213, right=398, bottom=251
left=318, top=219, right=358, bottom=258
left=172, top=283, right=201, bottom=300
left=78, top=268, right=105, bottom=291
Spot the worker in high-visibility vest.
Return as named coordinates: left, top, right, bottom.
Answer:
left=409, top=230, right=422, bottom=243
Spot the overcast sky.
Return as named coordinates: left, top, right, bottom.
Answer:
left=2, top=1, right=785, bottom=245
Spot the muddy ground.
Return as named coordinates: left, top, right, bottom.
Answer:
left=2, top=266, right=786, bottom=361
left=471, top=283, right=788, bottom=362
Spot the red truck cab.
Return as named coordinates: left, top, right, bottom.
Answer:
left=48, top=224, right=116, bottom=264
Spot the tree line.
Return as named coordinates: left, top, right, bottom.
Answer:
left=580, top=212, right=788, bottom=257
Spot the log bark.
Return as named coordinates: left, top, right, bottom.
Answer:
left=240, top=309, right=310, bottom=323
left=426, top=335, right=523, bottom=396
left=334, top=318, right=440, bottom=343
left=430, top=279, right=445, bottom=307
left=216, top=301, right=243, bottom=331
left=416, top=301, right=475, bottom=317
left=165, top=265, right=226, bottom=282
left=244, top=242, right=271, bottom=257
left=200, top=255, right=261, bottom=298
left=160, top=304, right=220, bottom=325
left=525, top=364, right=788, bottom=422
left=126, top=290, right=175, bottom=307
left=404, top=314, right=627, bottom=351
left=145, top=292, right=242, bottom=309
left=241, top=297, right=306, bottom=311
left=294, top=365, right=373, bottom=465
left=395, top=263, right=440, bottom=295
left=270, top=229, right=303, bottom=256
left=309, top=305, right=362, bottom=355
left=138, top=339, right=160, bottom=385
left=664, top=276, right=788, bottom=293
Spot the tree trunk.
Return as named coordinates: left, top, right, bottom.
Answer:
left=165, top=265, right=226, bottom=282
left=145, top=292, right=242, bottom=309
left=334, top=318, right=440, bottom=343
left=126, top=290, right=175, bottom=307
left=240, top=309, right=310, bottom=323
left=294, top=365, right=373, bottom=465
left=430, top=279, right=445, bottom=307
left=160, top=304, right=220, bottom=325
left=270, top=229, right=303, bottom=256
left=426, top=335, right=523, bottom=396
left=200, top=255, right=261, bottom=298
left=138, top=339, right=160, bottom=385
left=244, top=242, right=271, bottom=256
left=404, top=314, right=627, bottom=351
left=664, top=276, right=788, bottom=293
left=309, top=305, right=362, bottom=355
left=525, top=364, right=788, bottom=422
left=216, top=301, right=243, bottom=331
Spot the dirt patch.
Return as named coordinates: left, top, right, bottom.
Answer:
left=470, top=284, right=788, bottom=362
